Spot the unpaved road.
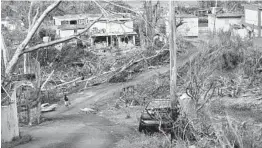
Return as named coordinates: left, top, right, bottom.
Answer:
left=16, top=84, right=132, bottom=148
left=15, top=43, right=201, bottom=148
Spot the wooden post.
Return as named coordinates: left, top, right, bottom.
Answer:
left=90, top=37, right=94, bottom=47
left=132, top=35, right=136, bottom=45
left=23, top=54, right=27, bottom=74
left=258, top=9, right=261, bottom=37
left=169, top=0, right=178, bottom=110
left=106, top=36, right=109, bottom=46
left=117, top=36, right=121, bottom=48
left=111, top=35, right=113, bottom=47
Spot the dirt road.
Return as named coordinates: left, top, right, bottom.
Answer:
left=15, top=42, right=201, bottom=148
left=16, top=84, right=133, bottom=148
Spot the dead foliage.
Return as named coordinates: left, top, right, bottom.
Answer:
left=108, top=37, right=194, bottom=83
left=175, top=31, right=262, bottom=147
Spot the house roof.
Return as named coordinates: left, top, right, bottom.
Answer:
left=176, top=14, right=198, bottom=18
left=243, top=4, right=262, bottom=10
left=53, top=14, right=99, bottom=20
left=208, top=13, right=243, bottom=18
left=53, top=13, right=132, bottom=21
left=91, top=32, right=137, bottom=37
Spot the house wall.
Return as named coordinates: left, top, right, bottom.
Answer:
left=208, top=16, right=242, bottom=32
left=244, top=9, right=262, bottom=37
left=177, top=17, right=198, bottom=37
left=254, top=28, right=261, bottom=37
left=54, top=19, right=62, bottom=26
left=245, top=9, right=259, bottom=25
left=60, top=30, right=75, bottom=38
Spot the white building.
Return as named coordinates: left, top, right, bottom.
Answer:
left=53, top=14, right=137, bottom=47
left=243, top=4, right=262, bottom=37
left=208, top=13, right=243, bottom=32
left=176, top=14, right=198, bottom=37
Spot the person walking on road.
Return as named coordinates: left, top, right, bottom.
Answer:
left=64, top=94, right=71, bottom=108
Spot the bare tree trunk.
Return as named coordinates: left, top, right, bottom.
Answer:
left=1, top=33, right=9, bottom=71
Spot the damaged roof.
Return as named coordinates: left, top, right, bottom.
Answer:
left=208, top=13, right=243, bottom=18
left=243, top=4, right=262, bottom=10
left=53, top=13, right=132, bottom=21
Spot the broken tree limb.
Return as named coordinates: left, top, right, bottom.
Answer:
left=40, top=70, right=54, bottom=90
left=108, top=49, right=170, bottom=83
left=42, top=77, right=82, bottom=91
left=23, top=15, right=102, bottom=54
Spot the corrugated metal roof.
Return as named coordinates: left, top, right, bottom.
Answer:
left=208, top=13, right=243, bottom=18
left=91, top=32, right=137, bottom=37
left=243, top=4, right=262, bottom=10
left=176, top=14, right=198, bottom=18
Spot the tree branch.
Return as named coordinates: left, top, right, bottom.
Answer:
left=40, top=70, right=54, bottom=90
left=22, top=15, right=103, bottom=54
left=5, top=0, right=62, bottom=75
left=92, top=0, right=109, bottom=16
left=28, top=1, right=33, bottom=29
left=31, top=7, right=40, bottom=28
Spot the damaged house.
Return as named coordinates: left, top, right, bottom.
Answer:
left=53, top=13, right=137, bottom=48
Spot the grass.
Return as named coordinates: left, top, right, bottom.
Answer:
left=1, top=134, right=32, bottom=148
left=98, top=104, right=143, bottom=127
left=115, top=133, right=172, bottom=148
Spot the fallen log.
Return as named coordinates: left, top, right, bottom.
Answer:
left=108, top=49, right=170, bottom=83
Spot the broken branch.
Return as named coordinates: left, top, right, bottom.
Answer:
left=40, top=70, right=54, bottom=90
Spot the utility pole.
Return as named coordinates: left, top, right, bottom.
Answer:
left=169, top=0, right=178, bottom=111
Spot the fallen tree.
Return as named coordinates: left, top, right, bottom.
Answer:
left=108, top=39, right=199, bottom=83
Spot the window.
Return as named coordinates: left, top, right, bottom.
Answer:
left=70, top=20, right=77, bottom=25
left=61, top=20, right=69, bottom=25
left=78, top=19, right=85, bottom=25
